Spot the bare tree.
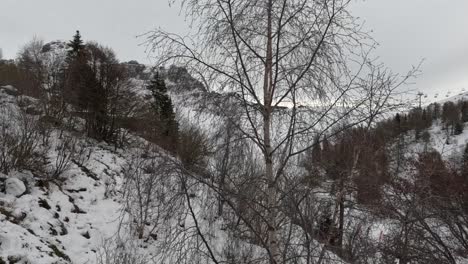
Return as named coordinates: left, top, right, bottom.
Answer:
left=178, top=122, right=212, bottom=172
left=16, top=37, right=46, bottom=98
left=147, top=0, right=417, bottom=262
left=17, top=37, right=68, bottom=120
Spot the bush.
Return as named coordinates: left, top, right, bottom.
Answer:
left=122, top=148, right=185, bottom=241
left=177, top=124, right=211, bottom=171
left=0, top=107, right=43, bottom=174
left=95, top=238, right=148, bottom=264
left=454, top=122, right=464, bottom=135
left=45, top=133, right=85, bottom=183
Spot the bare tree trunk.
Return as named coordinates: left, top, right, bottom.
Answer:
left=265, top=132, right=279, bottom=263
left=263, top=1, right=279, bottom=263
left=218, top=122, right=232, bottom=217
left=338, top=180, right=345, bottom=251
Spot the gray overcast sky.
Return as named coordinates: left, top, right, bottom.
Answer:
left=1, top=0, right=468, bottom=100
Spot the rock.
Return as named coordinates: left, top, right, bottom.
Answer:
left=0, top=85, right=18, bottom=96
left=5, top=178, right=26, bottom=197
left=25, top=106, right=42, bottom=115
left=38, top=199, right=51, bottom=210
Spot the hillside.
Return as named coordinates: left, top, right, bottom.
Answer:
left=1, top=77, right=468, bottom=263
left=1, top=35, right=468, bottom=264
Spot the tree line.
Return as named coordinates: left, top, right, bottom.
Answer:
left=301, top=99, right=468, bottom=263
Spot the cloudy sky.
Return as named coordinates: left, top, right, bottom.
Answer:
left=1, top=0, right=467, bottom=101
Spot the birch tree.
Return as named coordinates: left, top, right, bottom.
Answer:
left=147, top=0, right=417, bottom=262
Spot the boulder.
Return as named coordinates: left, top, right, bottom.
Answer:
left=0, top=85, right=18, bottom=96
left=5, top=178, right=26, bottom=197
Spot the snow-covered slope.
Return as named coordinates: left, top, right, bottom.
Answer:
left=2, top=53, right=468, bottom=263
left=0, top=86, right=168, bottom=263
left=0, top=81, right=269, bottom=264
left=0, top=148, right=124, bottom=263
left=436, top=91, right=468, bottom=105
left=0, top=86, right=134, bottom=262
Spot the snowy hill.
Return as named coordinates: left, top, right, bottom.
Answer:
left=0, top=78, right=270, bottom=263
left=0, top=85, right=130, bottom=263
left=436, top=91, right=468, bottom=105
left=2, top=48, right=468, bottom=263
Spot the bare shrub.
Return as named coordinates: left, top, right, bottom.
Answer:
left=122, top=147, right=181, bottom=240
left=177, top=123, right=212, bottom=172
left=0, top=107, right=43, bottom=174
left=45, top=133, right=86, bottom=183
left=95, top=238, right=150, bottom=264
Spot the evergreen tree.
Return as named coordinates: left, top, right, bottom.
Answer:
left=147, top=71, right=178, bottom=151
left=442, top=102, right=460, bottom=135
left=412, top=108, right=423, bottom=140
left=421, top=131, right=431, bottom=152
left=149, top=72, right=171, bottom=118
left=311, top=136, right=322, bottom=164
left=64, top=30, right=88, bottom=108
left=322, top=135, right=331, bottom=160
left=395, top=113, right=401, bottom=124
left=461, top=101, right=468, bottom=123
left=393, top=113, right=402, bottom=136
left=423, top=108, right=433, bottom=127
left=432, top=103, right=441, bottom=120
left=67, top=30, right=85, bottom=59
left=462, top=144, right=468, bottom=181
left=464, top=144, right=468, bottom=164
left=454, top=122, right=464, bottom=135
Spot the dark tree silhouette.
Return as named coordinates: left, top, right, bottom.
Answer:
left=67, top=30, right=85, bottom=59
left=147, top=71, right=178, bottom=152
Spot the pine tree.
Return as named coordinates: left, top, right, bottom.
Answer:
left=454, top=122, right=464, bottom=135
left=147, top=71, right=178, bottom=151
left=67, top=30, right=85, bottom=59
left=149, top=72, right=170, bottom=118
left=421, top=131, right=431, bottom=152
left=463, top=144, right=468, bottom=164
left=393, top=113, right=402, bottom=137
left=423, top=108, right=433, bottom=128
left=442, top=102, right=460, bottom=135
left=64, top=30, right=88, bottom=107
left=461, top=101, right=468, bottom=123
left=311, top=136, right=322, bottom=164
left=432, top=103, right=441, bottom=120
left=321, top=135, right=332, bottom=172
left=462, top=144, right=468, bottom=181
left=68, top=30, right=84, bottom=53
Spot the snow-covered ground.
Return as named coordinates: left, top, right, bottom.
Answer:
left=0, top=138, right=126, bottom=263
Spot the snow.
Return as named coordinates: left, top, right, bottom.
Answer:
left=434, top=91, right=468, bottom=105
left=0, top=142, right=129, bottom=263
